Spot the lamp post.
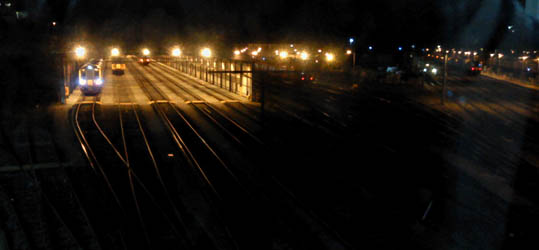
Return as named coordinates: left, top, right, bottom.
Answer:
left=520, top=56, right=528, bottom=80
left=442, top=51, right=448, bottom=105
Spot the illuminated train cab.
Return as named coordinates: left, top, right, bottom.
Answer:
left=138, top=56, right=151, bottom=65
left=79, top=60, right=104, bottom=95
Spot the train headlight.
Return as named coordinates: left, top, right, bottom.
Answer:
left=96, top=78, right=103, bottom=85
left=79, top=79, right=86, bottom=85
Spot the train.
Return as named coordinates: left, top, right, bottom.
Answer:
left=79, top=59, right=104, bottom=95
left=111, top=58, right=126, bottom=75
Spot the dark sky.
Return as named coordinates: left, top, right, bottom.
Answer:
left=40, top=0, right=537, bottom=50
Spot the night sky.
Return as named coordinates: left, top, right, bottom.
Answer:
left=16, top=0, right=539, bottom=51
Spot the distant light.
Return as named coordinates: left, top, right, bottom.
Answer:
left=490, top=53, right=495, bottom=57
left=293, top=48, right=297, bottom=52
left=88, top=65, right=93, bottom=70
left=473, top=52, right=477, bottom=56
left=279, top=51, right=288, bottom=59
left=368, top=46, right=373, bottom=51
left=300, top=51, right=309, bottom=60
left=527, top=67, right=531, bottom=72
left=325, top=53, right=335, bottom=62
left=257, top=47, right=262, bottom=52
left=251, top=51, right=258, bottom=56
left=234, top=50, right=241, bottom=55
left=5, top=2, right=11, bottom=7
left=437, top=45, right=441, bottom=48
left=142, top=48, right=150, bottom=56
left=346, top=49, right=352, bottom=55
left=398, top=46, right=403, bottom=51
left=52, top=21, right=56, bottom=26
left=262, top=57, right=266, bottom=61
left=315, top=60, right=319, bottom=63
left=318, top=49, right=322, bottom=53
left=411, top=45, right=416, bottom=49
left=498, top=54, right=504, bottom=59
left=458, top=51, right=462, bottom=54
left=172, top=48, right=182, bottom=57
left=425, top=48, right=429, bottom=52
left=290, top=44, right=294, bottom=48
left=275, top=50, right=279, bottom=55
left=111, top=48, right=120, bottom=57
left=423, top=68, right=428, bottom=72
left=520, top=56, right=528, bottom=60
left=432, top=68, right=437, bottom=74
left=426, top=63, right=430, bottom=67
left=75, top=46, right=86, bottom=58
left=508, top=25, right=513, bottom=30
left=201, top=48, right=212, bottom=58
left=349, top=38, right=355, bottom=44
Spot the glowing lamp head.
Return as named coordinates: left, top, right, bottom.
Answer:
left=111, top=48, right=120, bottom=57
left=279, top=51, right=288, bottom=59
left=75, top=46, right=86, bottom=58
left=300, top=51, right=309, bottom=60
left=346, top=50, right=352, bottom=55
left=142, top=48, right=150, bottom=56
left=325, top=53, right=335, bottom=62
left=201, top=48, right=212, bottom=58
left=234, top=50, right=241, bottom=55
left=252, top=51, right=259, bottom=56
left=172, top=48, right=181, bottom=57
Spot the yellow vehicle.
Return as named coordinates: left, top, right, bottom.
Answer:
left=111, top=62, right=126, bottom=75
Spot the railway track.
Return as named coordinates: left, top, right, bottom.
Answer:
left=130, top=61, right=239, bottom=250
left=144, top=64, right=263, bottom=149
left=0, top=105, right=102, bottom=250
left=151, top=63, right=262, bottom=124
left=132, top=60, right=353, bottom=249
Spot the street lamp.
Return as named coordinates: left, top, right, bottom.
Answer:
left=279, top=51, right=288, bottom=59
left=520, top=56, right=528, bottom=80
left=142, top=48, right=150, bottom=56
left=300, top=51, right=309, bottom=60
left=111, top=48, right=120, bottom=57
left=201, top=48, right=212, bottom=58
left=172, top=48, right=181, bottom=57
left=75, top=46, right=86, bottom=59
left=325, top=53, right=334, bottom=62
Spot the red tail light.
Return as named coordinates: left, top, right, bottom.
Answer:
left=478, top=68, right=482, bottom=71
left=139, top=59, right=143, bottom=62
left=146, top=59, right=150, bottom=62
left=301, top=77, right=305, bottom=80
left=471, top=67, right=476, bottom=71
left=310, top=76, right=314, bottom=81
